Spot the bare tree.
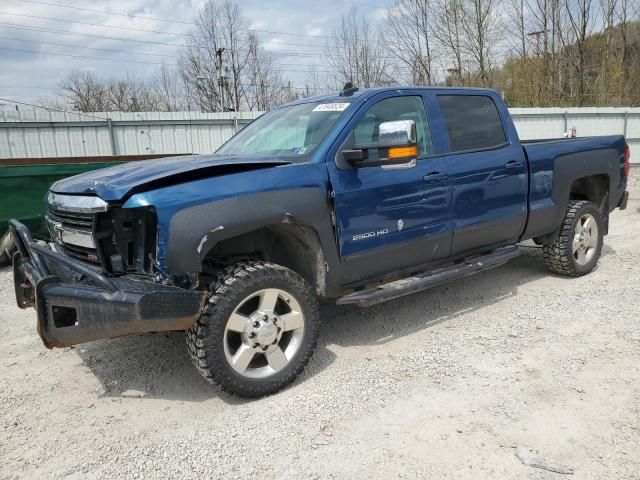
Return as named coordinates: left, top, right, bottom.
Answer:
left=432, top=0, right=466, bottom=84
left=564, top=0, right=597, bottom=105
left=107, top=73, right=159, bottom=112
left=242, top=32, right=290, bottom=110
left=384, top=0, right=437, bottom=85
left=303, top=66, right=339, bottom=96
left=614, top=0, right=640, bottom=102
left=327, top=7, right=396, bottom=88
left=179, top=0, right=249, bottom=112
left=36, top=0, right=640, bottom=111
left=459, top=0, right=503, bottom=86
left=37, top=95, right=74, bottom=111
left=507, top=0, right=529, bottom=58
left=59, top=70, right=110, bottom=112
left=151, top=65, right=189, bottom=111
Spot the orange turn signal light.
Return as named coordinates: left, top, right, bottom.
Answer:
left=387, top=146, right=418, bottom=159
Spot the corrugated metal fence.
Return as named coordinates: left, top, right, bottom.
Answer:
left=510, top=108, right=640, bottom=161
left=1, top=107, right=638, bottom=162
left=0, top=111, right=262, bottom=160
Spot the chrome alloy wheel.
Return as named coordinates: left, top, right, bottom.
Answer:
left=573, top=213, right=599, bottom=266
left=223, top=288, right=305, bottom=379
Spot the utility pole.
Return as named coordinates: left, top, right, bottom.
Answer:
left=527, top=30, right=549, bottom=57
left=216, top=47, right=226, bottom=112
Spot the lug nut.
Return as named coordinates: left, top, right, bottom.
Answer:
left=263, top=315, right=268, bottom=321
left=253, top=321, right=260, bottom=328
left=262, top=346, right=268, bottom=351
left=249, top=332, right=256, bottom=338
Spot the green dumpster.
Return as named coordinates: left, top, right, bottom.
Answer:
left=0, top=154, right=183, bottom=265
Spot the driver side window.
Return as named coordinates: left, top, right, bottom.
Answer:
left=353, top=96, right=432, bottom=155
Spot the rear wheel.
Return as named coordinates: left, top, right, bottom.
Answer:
left=186, top=261, right=320, bottom=397
left=542, top=200, right=603, bottom=276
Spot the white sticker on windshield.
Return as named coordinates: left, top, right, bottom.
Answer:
left=313, top=103, right=350, bottom=112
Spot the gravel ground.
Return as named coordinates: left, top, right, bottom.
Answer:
left=1, top=175, right=640, bottom=480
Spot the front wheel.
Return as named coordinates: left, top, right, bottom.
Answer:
left=186, top=261, right=320, bottom=397
left=542, top=200, right=604, bottom=276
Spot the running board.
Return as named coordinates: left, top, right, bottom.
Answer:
left=336, top=246, right=520, bottom=307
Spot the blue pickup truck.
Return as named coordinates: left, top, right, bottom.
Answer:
left=8, top=86, right=630, bottom=397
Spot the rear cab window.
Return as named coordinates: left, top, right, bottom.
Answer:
left=436, top=95, right=507, bottom=152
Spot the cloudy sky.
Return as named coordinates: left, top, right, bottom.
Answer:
left=0, top=0, right=390, bottom=107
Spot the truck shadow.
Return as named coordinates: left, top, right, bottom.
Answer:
left=75, top=327, right=339, bottom=404
left=74, top=246, right=566, bottom=403
left=317, top=246, right=550, bottom=350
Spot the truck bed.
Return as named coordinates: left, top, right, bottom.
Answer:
left=520, top=135, right=628, bottom=241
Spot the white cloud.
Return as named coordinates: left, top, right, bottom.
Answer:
left=0, top=0, right=390, bottom=105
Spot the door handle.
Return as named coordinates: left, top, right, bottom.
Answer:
left=505, top=160, right=524, bottom=169
left=423, top=172, right=448, bottom=182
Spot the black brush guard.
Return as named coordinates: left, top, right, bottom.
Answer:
left=9, top=219, right=206, bottom=348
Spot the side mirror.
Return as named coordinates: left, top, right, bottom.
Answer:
left=344, top=120, right=419, bottom=168
left=377, top=120, right=417, bottom=147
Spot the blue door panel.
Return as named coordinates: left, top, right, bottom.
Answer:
left=446, top=145, right=528, bottom=252
left=325, top=92, right=453, bottom=282
left=424, top=91, right=528, bottom=255
left=331, top=160, right=450, bottom=257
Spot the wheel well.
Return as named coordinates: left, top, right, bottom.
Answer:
left=535, top=174, right=611, bottom=245
left=202, top=224, right=327, bottom=295
left=569, top=174, right=609, bottom=211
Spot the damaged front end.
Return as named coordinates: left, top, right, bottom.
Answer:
left=10, top=195, right=206, bottom=348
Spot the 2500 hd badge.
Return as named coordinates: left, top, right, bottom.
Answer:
left=352, top=228, right=389, bottom=242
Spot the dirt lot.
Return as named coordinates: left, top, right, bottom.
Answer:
left=1, top=175, right=639, bottom=480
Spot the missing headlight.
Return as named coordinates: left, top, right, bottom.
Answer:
left=94, top=206, right=157, bottom=274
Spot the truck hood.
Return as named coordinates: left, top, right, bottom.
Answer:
left=50, top=154, right=290, bottom=202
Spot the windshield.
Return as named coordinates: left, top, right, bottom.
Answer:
left=216, top=101, right=351, bottom=160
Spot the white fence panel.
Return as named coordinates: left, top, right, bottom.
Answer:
left=1, top=108, right=638, bottom=162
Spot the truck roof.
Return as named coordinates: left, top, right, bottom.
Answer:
left=283, top=86, right=501, bottom=108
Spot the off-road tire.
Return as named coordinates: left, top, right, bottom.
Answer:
left=542, top=200, right=603, bottom=277
left=186, top=261, right=320, bottom=397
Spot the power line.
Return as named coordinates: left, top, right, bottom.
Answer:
left=0, top=12, right=332, bottom=48
left=0, top=21, right=189, bottom=47
left=0, top=97, right=109, bottom=119
left=0, top=84, right=326, bottom=92
left=14, top=0, right=197, bottom=25
left=0, top=85, right=56, bottom=89
left=274, top=62, right=331, bottom=68
left=12, top=0, right=337, bottom=39
left=0, top=35, right=179, bottom=58
left=0, top=22, right=397, bottom=61
left=0, top=22, right=333, bottom=57
left=0, top=11, right=192, bottom=37
left=0, top=46, right=332, bottom=73
left=0, top=46, right=179, bottom=65
left=0, top=22, right=342, bottom=58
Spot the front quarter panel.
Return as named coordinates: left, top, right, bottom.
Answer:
left=123, top=163, right=341, bottom=289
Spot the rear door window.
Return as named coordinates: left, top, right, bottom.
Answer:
left=436, top=95, right=507, bottom=152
